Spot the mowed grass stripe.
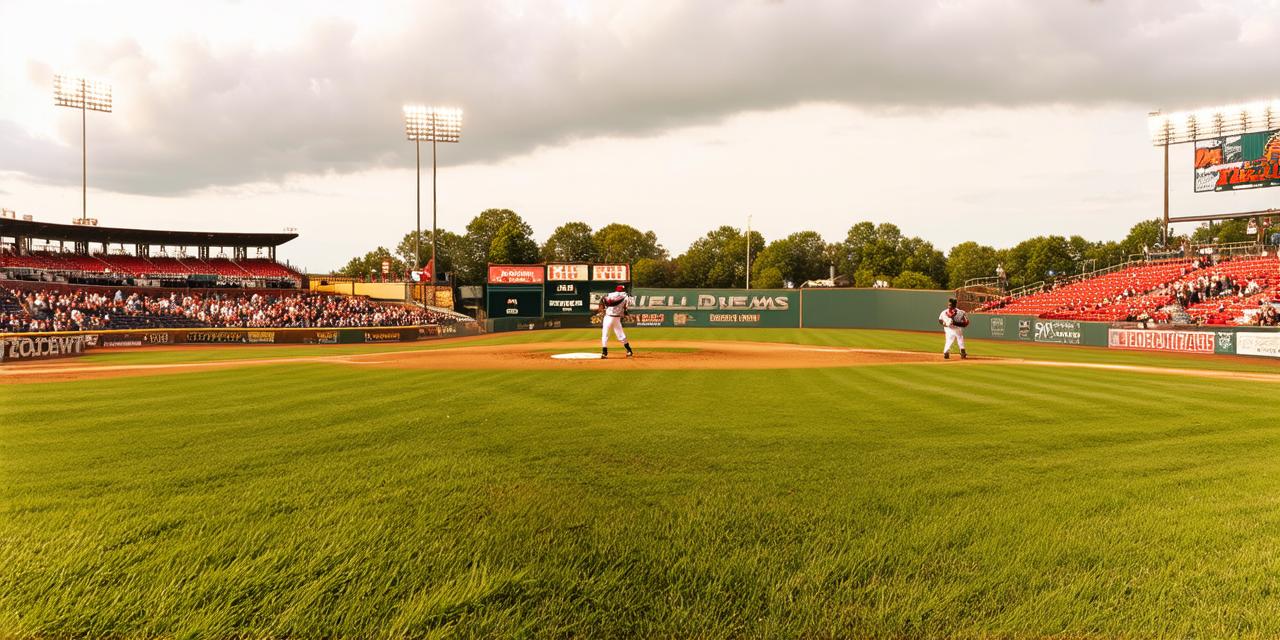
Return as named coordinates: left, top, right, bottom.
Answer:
left=6, top=353, right=1280, bottom=636
left=55, top=326, right=1280, bottom=375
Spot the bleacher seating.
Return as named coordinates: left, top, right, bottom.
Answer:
left=96, top=254, right=157, bottom=276
left=237, top=258, right=299, bottom=280
left=1, top=250, right=302, bottom=282
left=986, top=260, right=1194, bottom=320
left=982, top=254, right=1280, bottom=326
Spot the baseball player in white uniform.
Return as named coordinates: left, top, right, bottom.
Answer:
left=938, top=297, right=968, bottom=359
left=599, top=285, right=634, bottom=359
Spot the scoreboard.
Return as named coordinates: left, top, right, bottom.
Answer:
left=484, top=263, right=631, bottom=320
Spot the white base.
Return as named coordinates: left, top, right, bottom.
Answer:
left=550, top=352, right=604, bottom=360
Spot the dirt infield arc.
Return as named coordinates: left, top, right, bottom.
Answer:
left=5, top=338, right=1280, bottom=385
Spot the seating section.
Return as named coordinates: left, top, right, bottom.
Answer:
left=984, top=260, right=1194, bottom=320
left=238, top=258, right=300, bottom=279
left=0, top=250, right=301, bottom=282
left=981, top=255, right=1280, bottom=325
left=3, top=287, right=464, bottom=333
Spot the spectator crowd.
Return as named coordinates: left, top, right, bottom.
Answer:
left=1, top=287, right=464, bottom=333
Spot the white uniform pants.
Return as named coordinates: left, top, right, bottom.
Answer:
left=602, top=315, right=627, bottom=347
left=944, top=327, right=965, bottom=353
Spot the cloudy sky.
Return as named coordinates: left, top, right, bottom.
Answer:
left=1, top=0, right=1279, bottom=271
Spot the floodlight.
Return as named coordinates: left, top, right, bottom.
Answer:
left=1149, top=99, right=1280, bottom=145
left=54, top=74, right=113, bottom=222
left=403, top=105, right=464, bottom=282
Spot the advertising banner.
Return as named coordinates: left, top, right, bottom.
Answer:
left=1194, top=129, right=1280, bottom=192
left=591, top=264, right=630, bottom=281
left=1236, top=331, right=1280, bottom=358
left=487, top=265, right=545, bottom=285
left=1108, top=329, right=1215, bottom=353
left=546, top=264, right=589, bottom=281
left=629, top=288, right=800, bottom=328
left=1033, top=320, right=1082, bottom=345
left=989, top=317, right=1006, bottom=338
left=0, top=334, right=89, bottom=362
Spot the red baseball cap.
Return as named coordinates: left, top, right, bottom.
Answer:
left=616, top=285, right=626, bottom=291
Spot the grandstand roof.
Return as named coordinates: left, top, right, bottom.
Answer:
left=0, top=218, right=297, bottom=247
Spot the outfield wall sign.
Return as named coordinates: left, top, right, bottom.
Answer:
left=1033, top=320, right=1082, bottom=344
left=630, top=289, right=799, bottom=328
left=0, top=334, right=89, bottom=362
left=1108, top=329, right=1215, bottom=354
left=1236, top=331, right=1280, bottom=358
left=989, top=317, right=1005, bottom=338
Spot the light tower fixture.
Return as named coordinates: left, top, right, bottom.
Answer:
left=54, top=74, right=112, bottom=224
left=403, top=105, right=463, bottom=284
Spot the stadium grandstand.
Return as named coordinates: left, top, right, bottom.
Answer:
left=977, top=245, right=1280, bottom=327
left=0, top=217, right=303, bottom=288
left=0, top=216, right=472, bottom=333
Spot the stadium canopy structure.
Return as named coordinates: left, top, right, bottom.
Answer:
left=0, top=217, right=297, bottom=260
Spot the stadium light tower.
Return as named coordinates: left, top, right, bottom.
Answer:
left=403, top=105, right=462, bottom=283
left=54, top=74, right=112, bottom=224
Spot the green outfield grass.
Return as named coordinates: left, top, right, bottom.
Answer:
left=69, top=327, right=1280, bottom=374
left=4, top=328, right=1280, bottom=638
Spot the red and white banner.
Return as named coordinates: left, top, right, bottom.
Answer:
left=1108, top=329, right=1214, bottom=354
left=487, top=265, right=545, bottom=284
left=546, top=264, right=589, bottom=281
left=592, top=264, right=630, bottom=281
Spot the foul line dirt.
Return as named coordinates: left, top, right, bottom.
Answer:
left=2, top=340, right=1279, bottom=385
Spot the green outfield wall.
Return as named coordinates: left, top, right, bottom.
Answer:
left=799, top=288, right=953, bottom=331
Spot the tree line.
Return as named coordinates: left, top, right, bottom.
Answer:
left=337, top=208, right=1264, bottom=290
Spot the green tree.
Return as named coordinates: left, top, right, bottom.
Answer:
left=632, top=257, right=675, bottom=287
left=838, top=221, right=877, bottom=276
left=1119, top=219, right=1164, bottom=256
left=891, top=270, right=939, bottom=289
left=541, top=222, right=597, bottom=263
left=396, top=229, right=465, bottom=278
left=488, top=221, right=540, bottom=265
left=899, top=236, right=947, bottom=286
left=1190, top=219, right=1250, bottom=244
left=674, top=226, right=763, bottom=288
left=457, top=209, right=533, bottom=283
left=336, top=246, right=404, bottom=279
left=945, top=241, right=1000, bottom=288
left=838, top=221, right=946, bottom=284
left=1004, top=236, right=1076, bottom=287
left=593, top=224, right=667, bottom=264
left=752, top=266, right=785, bottom=289
left=752, top=231, right=830, bottom=287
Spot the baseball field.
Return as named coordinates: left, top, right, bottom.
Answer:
left=4, top=327, right=1280, bottom=638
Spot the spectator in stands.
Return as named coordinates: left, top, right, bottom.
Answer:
left=0, top=286, right=469, bottom=334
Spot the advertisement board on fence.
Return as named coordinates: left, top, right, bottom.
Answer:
left=1236, top=332, right=1280, bottom=358
left=1034, top=320, right=1082, bottom=344
left=0, top=334, right=89, bottom=362
left=628, top=289, right=799, bottom=328
left=1108, top=329, right=1215, bottom=353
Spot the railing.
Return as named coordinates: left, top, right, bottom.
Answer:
left=963, top=276, right=1000, bottom=288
